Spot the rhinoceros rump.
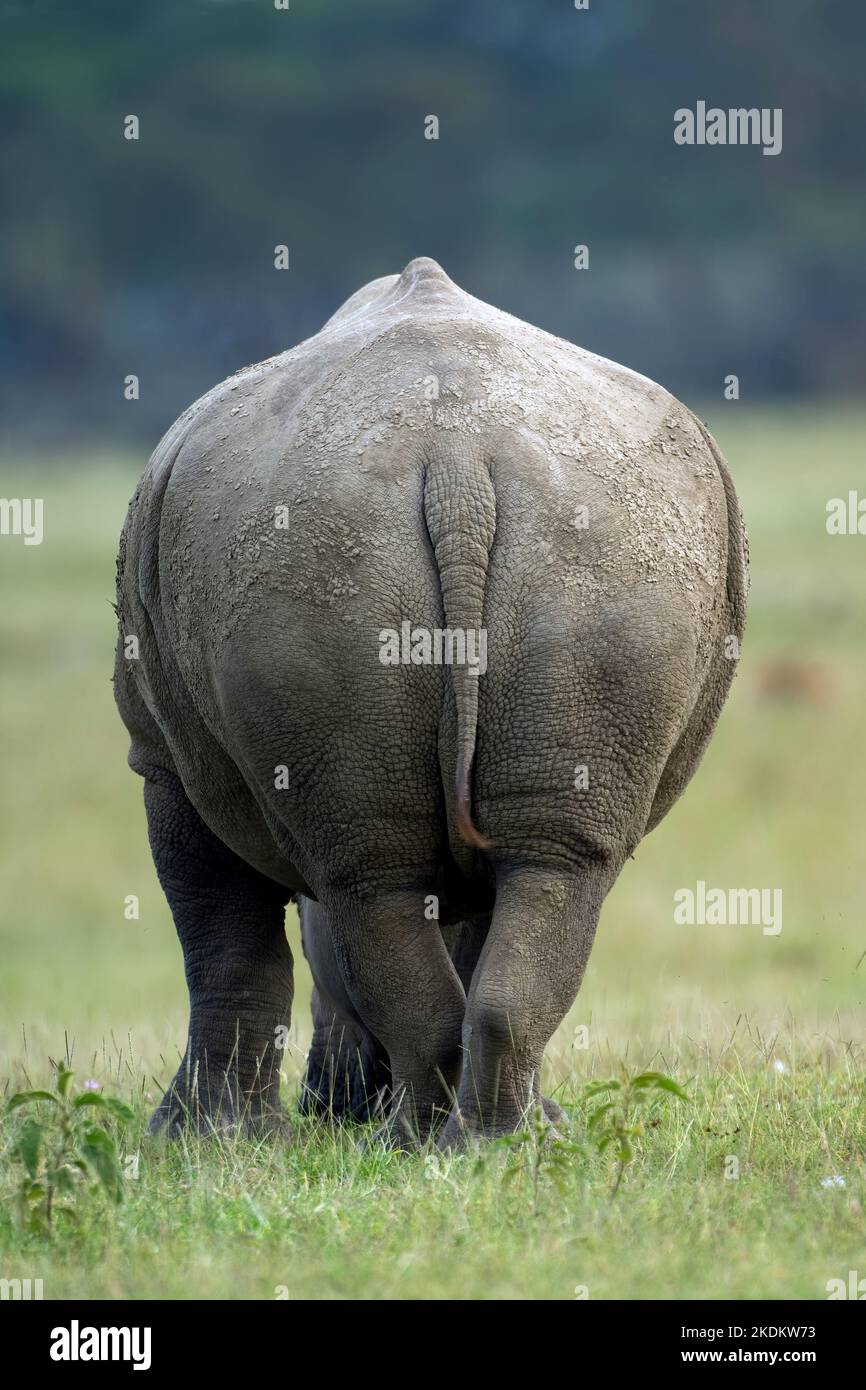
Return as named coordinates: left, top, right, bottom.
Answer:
left=114, top=258, right=747, bottom=1144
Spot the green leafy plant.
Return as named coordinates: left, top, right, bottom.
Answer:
left=497, top=1105, right=585, bottom=1213
left=585, top=1069, right=689, bottom=1197
left=6, top=1064, right=135, bottom=1232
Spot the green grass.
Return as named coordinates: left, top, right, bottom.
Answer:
left=2, top=1038, right=863, bottom=1300
left=0, top=406, right=864, bottom=1299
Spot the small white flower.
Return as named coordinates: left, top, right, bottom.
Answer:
left=772, top=1059, right=787, bottom=1074
left=424, top=1153, right=443, bottom=1181
left=820, top=1176, right=846, bottom=1190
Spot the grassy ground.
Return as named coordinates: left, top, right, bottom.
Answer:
left=0, top=405, right=864, bottom=1299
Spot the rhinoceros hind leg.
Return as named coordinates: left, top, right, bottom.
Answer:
left=319, top=890, right=466, bottom=1147
left=298, top=896, right=390, bottom=1122
left=441, top=860, right=614, bottom=1145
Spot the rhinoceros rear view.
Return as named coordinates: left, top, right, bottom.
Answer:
left=114, top=257, right=747, bottom=1144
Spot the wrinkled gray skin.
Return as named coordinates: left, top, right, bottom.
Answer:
left=114, top=258, right=748, bottom=1146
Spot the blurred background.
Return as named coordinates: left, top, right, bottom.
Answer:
left=3, top=0, right=865, bottom=445
left=0, top=0, right=863, bottom=1085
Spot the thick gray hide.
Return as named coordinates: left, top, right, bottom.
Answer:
left=115, top=258, right=747, bottom=1142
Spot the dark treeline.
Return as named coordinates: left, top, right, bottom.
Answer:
left=1, top=0, right=863, bottom=448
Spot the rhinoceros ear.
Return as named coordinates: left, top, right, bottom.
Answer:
left=321, top=273, right=399, bottom=331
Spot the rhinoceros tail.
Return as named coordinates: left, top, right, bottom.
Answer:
left=423, top=448, right=496, bottom=850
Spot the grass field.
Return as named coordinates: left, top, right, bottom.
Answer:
left=0, top=405, right=864, bottom=1300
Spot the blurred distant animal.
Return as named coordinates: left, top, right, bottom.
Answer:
left=755, top=657, right=829, bottom=704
